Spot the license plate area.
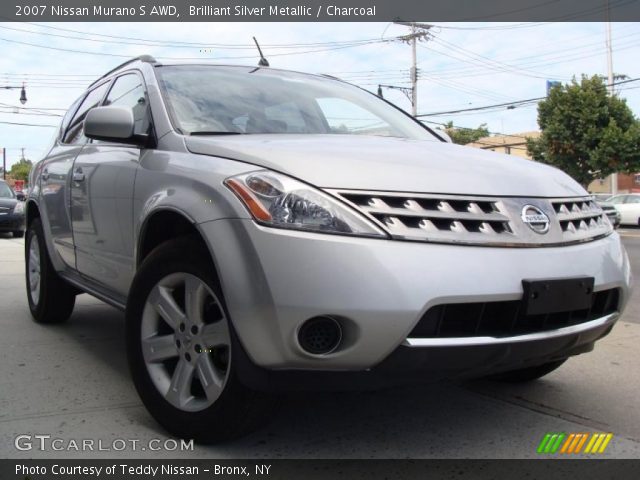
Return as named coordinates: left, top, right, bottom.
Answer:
left=522, top=277, right=594, bottom=315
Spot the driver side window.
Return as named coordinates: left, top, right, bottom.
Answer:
left=63, top=82, right=110, bottom=145
left=103, top=73, right=150, bottom=137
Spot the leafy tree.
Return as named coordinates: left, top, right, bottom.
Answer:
left=527, top=75, right=640, bottom=187
left=443, top=121, right=490, bottom=145
left=9, top=158, right=33, bottom=182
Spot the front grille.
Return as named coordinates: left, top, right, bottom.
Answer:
left=330, top=190, right=611, bottom=247
left=409, top=288, right=619, bottom=339
left=552, top=199, right=606, bottom=234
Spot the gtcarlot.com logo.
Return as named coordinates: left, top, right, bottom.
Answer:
left=14, top=434, right=194, bottom=452
left=537, top=432, right=613, bottom=455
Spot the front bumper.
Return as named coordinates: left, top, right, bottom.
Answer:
left=0, top=212, right=25, bottom=232
left=199, top=219, right=631, bottom=373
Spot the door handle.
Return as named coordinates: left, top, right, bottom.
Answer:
left=41, top=168, right=49, bottom=181
left=73, top=169, right=85, bottom=182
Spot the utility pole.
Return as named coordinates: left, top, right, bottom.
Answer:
left=393, top=22, right=432, bottom=117
left=410, top=24, right=418, bottom=116
left=605, top=0, right=617, bottom=194
left=2, top=148, right=5, bottom=180
left=20, top=148, right=25, bottom=161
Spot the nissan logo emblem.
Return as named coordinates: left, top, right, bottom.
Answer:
left=521, top=205, right=550, bottom=234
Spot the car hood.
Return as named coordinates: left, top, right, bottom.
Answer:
left=0, top=198, right=18, bottom=208
left=185, top=134, right=587, bottom=197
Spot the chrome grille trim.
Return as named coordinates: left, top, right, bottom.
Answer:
left=403, top=313, right=618, bottom=347
left=329, top=189, right=612, bottom=247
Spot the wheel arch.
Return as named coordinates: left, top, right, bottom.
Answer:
left=25, top=199, right=41, bottom=227
left=137, top=208, right=210, bottom=267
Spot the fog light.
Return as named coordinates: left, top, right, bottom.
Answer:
left=297, top=316, right=342, bottom=355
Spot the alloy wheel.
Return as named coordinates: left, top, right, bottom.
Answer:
left=28, top=234, right=41, bottom=306
left=140, top=272, right=231, bottom=412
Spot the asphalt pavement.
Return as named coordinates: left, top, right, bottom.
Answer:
left=1, top=232, right=639, bottom=459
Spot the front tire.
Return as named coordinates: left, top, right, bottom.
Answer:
left=126, top=237, right=272, bottom=443
left=25, top=218, right=76, bottom=324
left=488, top=359, right=567, bottom=383
left=13, top=230, right=24, bottom=238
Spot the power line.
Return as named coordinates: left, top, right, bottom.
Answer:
left=418, top=98, right=543, bottom=117
left=417, top=77, right=640, bottom=117
left=0, top=35, right=392, bottom=61
left=5, top=23, right=396, bottom=50
left=0, top=120, right=57, bottom=127
left=422, top=35, right=640, bottom=81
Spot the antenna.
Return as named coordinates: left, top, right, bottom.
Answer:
left=253, top=37, right=270, bottom=67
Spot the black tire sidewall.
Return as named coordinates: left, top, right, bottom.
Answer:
left=25, top=219, right=47, bottom=317
left=25, top=218, right=75, bottom=323
left=126, top=238, right=267, bottom=443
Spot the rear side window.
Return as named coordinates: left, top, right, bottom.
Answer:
left=63, top=82, right=110, bottom=145
left=104, top=73, right=150, bottom=136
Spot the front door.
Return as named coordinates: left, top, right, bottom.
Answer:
left=40, top=82, right=111, bottom=268
left=71, top=73, right=151, bottom=295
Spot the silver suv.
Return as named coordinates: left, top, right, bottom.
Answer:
left=26, top=56, right=631, bottom=442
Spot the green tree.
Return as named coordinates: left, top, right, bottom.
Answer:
left=443, top=121, right=490, bottom=145
left=527, top=75, right=640, bottom=187
left=9, top=158, right=33, bottom=182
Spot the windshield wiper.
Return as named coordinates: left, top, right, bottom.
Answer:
left=189, top=131, right=243, bottom=136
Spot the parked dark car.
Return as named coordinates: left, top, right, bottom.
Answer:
left=0, top=179, right=25, bottom=237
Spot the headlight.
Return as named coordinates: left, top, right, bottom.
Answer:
left=225, top=171, right=386, bottom=238
left=13, top=202, right=24, bottom=214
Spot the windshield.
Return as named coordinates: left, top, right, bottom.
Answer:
left=0, top=182, right=15, bottom=199
left=155, top=65, right=438, bottom=140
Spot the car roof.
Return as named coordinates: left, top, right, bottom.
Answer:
left=89, top=55, right=344, bottom=89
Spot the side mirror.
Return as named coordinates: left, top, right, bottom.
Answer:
left=85, top=106, right=146, bottom=145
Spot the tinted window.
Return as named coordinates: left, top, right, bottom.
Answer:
left=63, top=82, right=110, bottom=145
left=0, top=182, right=15, bottom=199
left=104, top=73, right=149, bottom=136
left=626, top=196, right=640, bottom=204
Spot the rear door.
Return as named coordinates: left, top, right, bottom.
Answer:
left=39, top=83, right=110, bottom=268
left=70, top=72, right=151, bottom=295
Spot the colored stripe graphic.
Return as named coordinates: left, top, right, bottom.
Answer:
left=574, top=433, right=588, bottom=453
left=550, top=433, right=566, bottom=453
left=537, top=433, right=566, bottom=454
left=539, top=432, right=614, bottom=454
left=584, top=433, right=614, bottom=454
left=537, top=434, right=552, bottom=454
left=598, top=433, right=613, bottom=453
left=560, top=433, right=575, bottom=453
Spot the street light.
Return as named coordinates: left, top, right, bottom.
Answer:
left=19, top=84, right=27, bottom=105
left=2, top=83, right=27, bottom=105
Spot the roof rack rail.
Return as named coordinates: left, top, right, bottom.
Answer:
left=88, top=55, right=157, bottom=87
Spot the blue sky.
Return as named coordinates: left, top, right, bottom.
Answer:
left=1, top=21, right=639, bottom=168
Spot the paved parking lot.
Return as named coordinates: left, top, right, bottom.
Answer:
left=1, top=232, right=639, bottom=459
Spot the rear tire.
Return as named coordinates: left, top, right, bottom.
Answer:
left=126, top=237, right=274, bottom=443
left=488, top=360, right=567, bottom=383
left=25, top=218, right=76, bottom=324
